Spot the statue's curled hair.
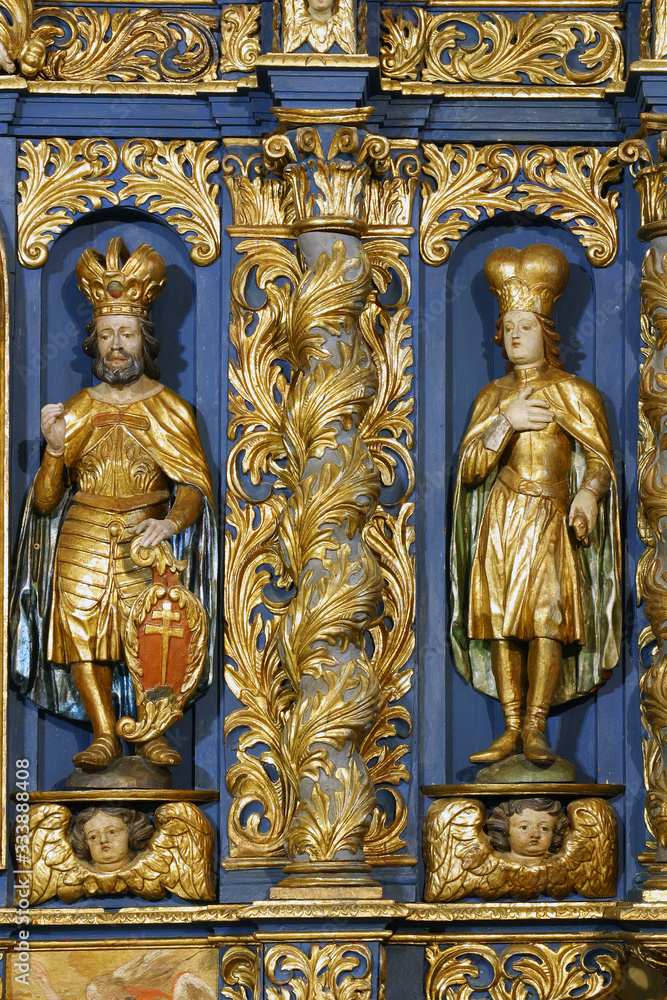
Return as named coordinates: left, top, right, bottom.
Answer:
left=70, top=806, right=154, bottom=862
left=486, top=797, right=569, bottom=855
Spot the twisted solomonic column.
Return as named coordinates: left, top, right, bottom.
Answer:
left=274, top=228, right=383, bottom=892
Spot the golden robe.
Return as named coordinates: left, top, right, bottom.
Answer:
left=450, top=361, right=621, bottom=705
left=32, top=384, right=214, bottom=666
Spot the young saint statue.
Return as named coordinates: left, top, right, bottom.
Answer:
left=10, top=238, right=216, bottom=773
left=450, top=244, right=621, bottom=767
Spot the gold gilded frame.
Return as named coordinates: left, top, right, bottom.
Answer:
left=0, top=229, right=7, bottom=871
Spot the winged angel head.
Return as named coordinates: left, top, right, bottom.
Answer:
left=423, top=796, right=618, bottom=902
left=31, top=950, right=216, bottom=1000
left=282, top=0, right=356, bottom=54
left=20, top=801, right=215, bottom=904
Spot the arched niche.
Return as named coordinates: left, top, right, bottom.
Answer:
left=39, top=209, right=197, bottom=406
left=437, top=212, right=624, bottom=789
left=9, top=207, right=223, bottom=798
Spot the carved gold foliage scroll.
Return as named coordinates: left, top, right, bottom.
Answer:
left=380, top=10, right=624, bottom=88
left=425, top=943, right=625, bottom=1000
left=119, top=139, right=221, bottom=266
left=225, top=231, right=414, bottom=861
left=17, top=138, right=221, bottom=269
left=636, top=245, right=667, bottom=852
left=17, top=137, right=119, bottom=268
left=518, top=146, right=622, bottom=267
left=264, top=944, right=372, bottom=1000
left=221, top=945, right=260, bottom=1000
left=420, top=143, right=518, bottom=268
left=33, top=7, right=219, bottom=82
left=420, top=142, right=623, bottom=268
left=220, top=5, right=260, bottom=73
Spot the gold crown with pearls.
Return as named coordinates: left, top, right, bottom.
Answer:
left=484, top=243, right=569, bottom=318
left=75, top=237, right=167, bottom=319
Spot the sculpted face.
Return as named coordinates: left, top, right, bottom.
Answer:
left=83, top=810, right=131, bottom=871
left=308, top=0, right=334, bottom=19
left=94, top=313, right=144, bottom=386
left=508, top=808, right=557, bottom=860
left=502, top=310, right=544, bottom=368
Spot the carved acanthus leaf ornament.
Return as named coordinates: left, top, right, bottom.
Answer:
left=264, top=944, right=372, bottom=1000
left=17, top=137, right=119, bottom=268
left=426, top=942, right=626, bottom=1000
left=220, top=4, right=260, bottom=73
left=380, top=10, right=624, bottom=88
left=420, top=142, right=624, bottom=267
left=119, top=139, right=221, bottom=266
left=220, top=945, right=260, bottom=1000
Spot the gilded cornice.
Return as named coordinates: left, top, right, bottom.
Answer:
left=10, top=901, right=667, bottom=924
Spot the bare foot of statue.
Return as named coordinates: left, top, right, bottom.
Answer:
left=137, top=735, right=182, bottom=767
left=469, top=728, right=522, bottom=764
left=72, top=733, right=123, bottom=772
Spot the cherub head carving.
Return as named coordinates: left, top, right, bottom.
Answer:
left=487, top=797, right=569, bottom=866
left=70, top=807, right=154, bottom=873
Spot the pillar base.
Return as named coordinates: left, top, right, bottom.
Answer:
left=270, top=861, right=383, bottom=899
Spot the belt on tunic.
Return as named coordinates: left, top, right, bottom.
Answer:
left=497, top=466, right=568, bottom=501
left=73, top=490, right=170, bottom=511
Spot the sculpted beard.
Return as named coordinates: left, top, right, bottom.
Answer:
left=83, top=318, right=161, bottom=386
left=92, top=346, right=144, bottom=386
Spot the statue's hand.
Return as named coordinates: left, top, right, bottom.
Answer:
left=503, top=387, right=553, bottom=432
left=40, top=402, right=66, bottom=453
left=134, top=518, right=177, bottom=547
left=568, top=488, right=598, bottom=542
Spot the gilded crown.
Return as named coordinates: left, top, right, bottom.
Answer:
left=75, top=237, right=167, bottom=319
left=484, top=244, right=569, bottom=318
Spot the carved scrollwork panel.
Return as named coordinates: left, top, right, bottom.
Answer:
left=380, top=10, right=624, bottom=88
left=517, top=145, right=622, bottom=268
left=264, top=944, right=373, bottom=1000
left=420, top=142, right=518, bottom=267
left=32, top=7, right=219, bottom=82
left=420, top=142, right=624, bottom=268
left=425, top=942, right=626, bottom=1000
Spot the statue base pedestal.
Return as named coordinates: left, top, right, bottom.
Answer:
left=474, top=751, right=576, bottom=784
left=66, top=754, right=172, bottom=790
left=270, top=862, right=383, bottom=900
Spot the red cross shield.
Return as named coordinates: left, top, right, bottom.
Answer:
left=118, top=539, right=209, bottom=744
